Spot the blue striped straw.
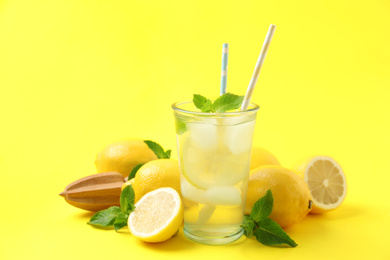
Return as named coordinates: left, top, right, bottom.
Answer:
left=220, top=43, right=229, bottom=96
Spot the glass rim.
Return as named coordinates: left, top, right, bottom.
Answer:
left=171, top=100, right=259, bottom=116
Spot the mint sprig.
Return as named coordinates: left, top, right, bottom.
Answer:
left=241, top=190, right=298, bottom=247
left=87, top=206, right=122, bottom=227
left=88, top=185, right=135, bottom=231
left=144, top=140, right=171, bottom=159
left=193, top=93, right=244, bottom=113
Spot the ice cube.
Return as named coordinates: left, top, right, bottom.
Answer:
left=185, top=143, right=203, bottom=164
left=187, top=122, right=218, bottom=150
left=180, top=176, right=208, bottom=204
left=182, top=143, right=216, bottom=189
left=205, top=186, right=242, bottom=206
left=223, top=121, right=255, bottom=155
left=212, top=152, right=248, bottom=185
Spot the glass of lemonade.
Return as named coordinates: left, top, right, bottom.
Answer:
left=172, top=101, right=259, bottom=245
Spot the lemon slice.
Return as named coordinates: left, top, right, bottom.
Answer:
left=180, top=138, right=248, bottom=189
left=128, top=187, right=183, bottom=243
left=293, top=156, right=347, bottom=214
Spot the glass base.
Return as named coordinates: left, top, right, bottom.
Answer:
left=183, top=227, right=244, bottom=245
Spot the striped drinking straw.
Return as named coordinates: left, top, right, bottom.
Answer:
left=220, top=43, right=229, bottom=96
left=241, top=24, right=276, bottom=110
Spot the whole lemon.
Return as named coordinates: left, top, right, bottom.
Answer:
left=95, top=140, right=157, bottom=178
left=132, top=159, right=181, bottom=202
left=245, top=165, right=312, bottom=228
left=122, top=178, right=135, bottom=191
left=250, top=147, right=280, bottom=170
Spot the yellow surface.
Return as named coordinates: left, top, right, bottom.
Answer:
left=0, top=0, right=389, bottom=259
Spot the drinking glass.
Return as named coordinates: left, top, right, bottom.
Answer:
left=172, top=101, right=259, bottom=245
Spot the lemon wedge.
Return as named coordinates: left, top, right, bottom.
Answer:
left=128, top=187, right=183, bottom=243
left=293, top=156, right=347, bottom=214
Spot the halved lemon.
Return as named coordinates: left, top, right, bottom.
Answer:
left=292, top=156, right=347, bottom=214
left=128, top=187, right=183, bottom=243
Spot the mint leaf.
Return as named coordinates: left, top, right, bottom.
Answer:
left=193, top=94, right=213, bottom=112
left=120, top=185, right=135, bottom=214
left=201, top=99, right=213, bottom=112
left=193, top=94, right=209, bottom=110
left=241, top=215, right=255, bottom=238
left=243, top=190, right=298, bottom=248
left=175, top=120, right=187, bottom=135
left=88, top=206, right=121, bottom=227
left=88, top=185, right=136, bottom=231
left=212, top=93, right=244, bottom=113
left=128, top=163, right=144, bottom=180
left=254, top=218, right=298, bottom=247
left=192, top=93, right=244, bottom=113
left=250, top=189, right=273, bottom=222
left=114, top=212, right=129, bottom=231
left=144, top=140, right=171, bottom=159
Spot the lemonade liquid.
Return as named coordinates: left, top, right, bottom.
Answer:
left=173, top=101, right=259, bottom=245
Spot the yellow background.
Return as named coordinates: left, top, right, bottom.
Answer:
left=1, top=0, right=389, bottom=259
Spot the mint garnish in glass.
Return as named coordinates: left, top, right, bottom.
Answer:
left=193, top=93, right=244, bottom=113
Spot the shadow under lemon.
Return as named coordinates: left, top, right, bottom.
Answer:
left=136, top=225, right=248, bottom=251
left=279, top=202, right=365, bottom=239
left=123, top=225, right=194, bottom=251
